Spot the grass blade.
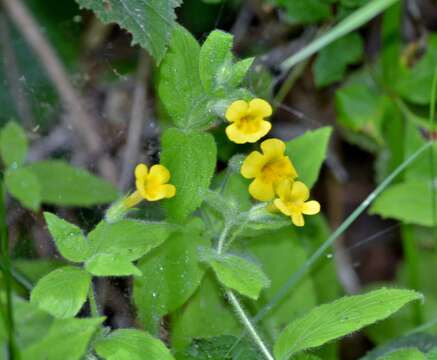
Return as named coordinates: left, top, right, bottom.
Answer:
left=280, top=0, right=399, bottom=71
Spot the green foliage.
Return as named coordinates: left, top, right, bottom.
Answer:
left=285, top=127, right=332, bottom=188
left=209, top=254, right=270, bottom=300
left=0, top=122, right=28, bottom=168
left=176, top=336, right=263, bottom=360
left=30, top=266, right=91, bottom=318
left=27, top=160, right=119, bottom=206
left=44, top=212, right=90, bottom=263
left=95, top=329, right=175, bottom=360
left=276, top=0, right=331, bottom=24
left=370, top=181, right=436, bottom=226
left=274, top=288, right=422, bottom=360
left=314, top=32, right=363, bottom=87
left=85, top=219, right=172, bottom=276
left=133, top=224, right=210, bottom=333
left=22, top=317, right=103, bottom=360
left=161, top=128, right=217, bottom=222
left=396, top=36, right=437, bottom=105
left=74, top=0, right=182, bottom=62
left=377, top=348, right=426, bottom=360
left=171, top=272, right=240, bottom=351
left=4, top=168, right=41, bottom=211
left=158, top=26, right=253, bottom=129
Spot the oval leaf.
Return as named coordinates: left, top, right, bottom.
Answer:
left=95, top=329, right=174, bottom=360
left=274, top=288, right=423, bottom=360
left=26, top=160, right=118, bottom=206
left=0, top=121, right=28, bottom=167
left=85, top=254, right=142, bottom=277
left=5, top=167, right=41, bottom=211
left=161, top=128, right=217, bottom=222
left=30, top=266, right=91, bottom=318
left=44, top=212, right=91, bottom=262
left=209, top=254, right=270, bottom=300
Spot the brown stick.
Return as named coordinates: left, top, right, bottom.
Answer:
left=1, top=0, right=117, bottom=183
left=118, top=52, right=150, bottom=191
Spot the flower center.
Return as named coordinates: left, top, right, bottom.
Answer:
left=236, top=115, right=260, bottom=134
left=262, top=159, right=288, bottom=183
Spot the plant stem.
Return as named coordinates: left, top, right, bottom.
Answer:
left=88, top=282, right=99, bottom=318
left=0, top=180, right=17, bottom=359
left=226, top=290, right=274, bottom=360
left=216, top=226, right=274, bottom=360
left=401, top=225, right=423, bottom=325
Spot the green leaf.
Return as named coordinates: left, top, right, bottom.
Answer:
left=85, top=253, right=142, bottom=277
left=158, top=26, right=213, bottom=129
left=133, top=224, right=210, bottom=333
left=0, top=121, right=28, bottom=167
left=377, top=348, right=426, bottom=360
left=44, top=212, right=90, bottom=263
left=314, top=32, right=363, bottom=87
left=228, top=58, right=254, bottom=89
left=161, top=128, right=217, bottom=222
left=176, top=336, right=263, bottom=360
left=95, top=329, right=174, bottom=360
left=335, top=82, right=386, bottom=149
left=286, top=127, right=332, bottom=188
left=199, top=30, right=233, bottom=92
left=209, top=254, right=270, bottom=300
left=5, top=168, right=41, bottom=211
left=22, top=317, right=104, bottom=360
left=74, top=0, right=181, bottom=63
left=171, top=272, right=240, bottom=351
left=88, top=219, right=172, bottom=260
left=30, top=266, right=91, bottom=318
left=246, top=227, right=319, bottom=336
left=274, top=288, right=422, bottom=360
left=370, top=181, right=436, bottom=227
left=27, top=160, right=119, bottom=206
left=396, top=35, right=437, bottom=105
left=277, top=0, right=331, bottom=24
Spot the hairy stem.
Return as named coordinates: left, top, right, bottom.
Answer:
left=216, top=226, right=274, bottom=360
left=88, top=282, right=99, bottom=318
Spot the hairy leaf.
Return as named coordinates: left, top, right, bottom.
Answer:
left=5, top=167, right=41, bottom=211
left=27, top=160, right=118, bottom=206
left=44, top=212, right=91, bottom=263
left=0, top=121, right=28, bottom=168
left=274, top=288, right=422, bottom=360
left=75, top=0, right=181, bottom=62
left=95, top=329, right=174, bottom=360
left=161, top=128, right=217, bottom=222
left=30, top=266, right=91, bottom=318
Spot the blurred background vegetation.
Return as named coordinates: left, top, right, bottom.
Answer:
left=2, top=0, right=437, bottom=358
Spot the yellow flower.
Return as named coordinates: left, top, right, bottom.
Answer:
left=225, top=98, right=272, bottom=144
left=124, top=163, right=176, bottom=207
left=241, top=138, right=297, bottom=201
left=272, top=179, right=320, bottom=227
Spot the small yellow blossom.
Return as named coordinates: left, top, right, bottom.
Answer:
left=272, top=179, right=320, bottom=227
left=241, top=138, right=297, bottom=201
left=124, top=163, right=176, bottom=208
left=225, top=98, right=272, bottom=144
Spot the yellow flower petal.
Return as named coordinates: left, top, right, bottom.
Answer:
left=275, top=178, right=293, bottom=199
left=291, top=212, right=305, bottom=227
left=163, top=184, right=176, bottom=198
left=226, top=124, right=248, bottom=144
left=290, top=181, right=309, bottom=202
left=260, top=138, right=286, bottom=159
left=302, top=200, right=320, bottom=215
left=248, top=98, right=272, bottom=118
left=225, top=100, right=248, bottom=123
left=241, top=151, right=266, bottom=179
left=149, top=164, right=170, bottom=184
left=273, top=199, right=291, bottom=216
left=135, top=163, right=148, bottom=180
left=266, top=202, right=279, bottom=213
left=249, top=178, right=275, bottom=201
